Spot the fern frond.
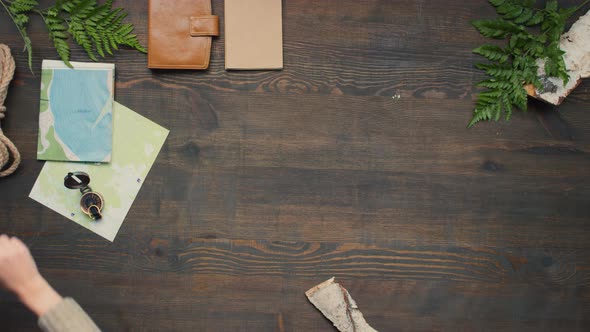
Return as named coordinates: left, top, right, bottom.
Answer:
left=2, top=0, right=146, bottom=71
left=469, top=0, right=581, bottom=127
left=475, top=63, right=515, bottom=80
left=469, top=101, right=501, bottom=127
left=23, top=35, right=33, bottom=70
left=69, top=20, right=97, bottom=60
left=39, top=10, right=72, bottom=67
left=513, top=8, right=534, bottom=24
left=472, top=18, right=522, bottom=39
left=476, top=79, right=512, bottom=90
left=67, top=0, right=96, bottom=18
left=7, top=0, right=37, bottom=13
left=545, top=0, right=558, bottom=12
left=53, top=37, right=71, bottom=67
left=473, top=45, right=510, bottom=63
left=488, top=0, right=542, bottom=25
left=526, top=11, right=544, bottom=25
left=2, top=0, right=38, bottom=71
left=59, top=0, right=147, bottom=61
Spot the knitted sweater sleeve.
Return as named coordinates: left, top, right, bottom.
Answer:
left=38, top=298, right=100, bottom=332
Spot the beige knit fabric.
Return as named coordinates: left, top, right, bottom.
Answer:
left=38, top=298, right=101, bottom=332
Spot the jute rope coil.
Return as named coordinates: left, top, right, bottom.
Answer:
left=0, top=44, right=21, bottom=177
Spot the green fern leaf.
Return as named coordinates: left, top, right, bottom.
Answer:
left=545, top=0, right=558, bottom=12
left=24, top=35, right=33, bottom=70
left=5, top=0, right=38, bottom=71
left=70, top=0, right=96, bottom=18
left=496, top=2, right=518, bottom=15
left=501, top=6, right=523, bottom=19
left=472, top=19, right=522, bottom=39
left=489, top=0, right=505, bottom=7
left=53, top=37, right=71, bottom=67
left=116, top=23, right=134, bottom=36
left=514, top=9, right=534, bottom=23
left=7, top=0, right=37, bottom=13
left=476, top=63, right=515, bottom=80
left=525, top=10, right=544, bottom=25
left=103, top=35, right=113, bottom=55
left=473, top=45, right=510, bottom=63
left=477, top=79, right=512, bottom=90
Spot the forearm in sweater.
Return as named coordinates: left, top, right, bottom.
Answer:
left=38, top=297, right=101, bottom=332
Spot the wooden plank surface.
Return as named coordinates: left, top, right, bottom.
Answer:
left=1, top=0, right=590, bottom=331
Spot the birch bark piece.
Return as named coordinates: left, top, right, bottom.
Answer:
left=305, top=278, right=378, bottom=332
left=526, top=9, right=590, bottom=105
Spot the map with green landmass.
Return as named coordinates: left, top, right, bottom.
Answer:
left=37, top=60, right=115, bottom=162
left=30, top=102, right=169, bottom=241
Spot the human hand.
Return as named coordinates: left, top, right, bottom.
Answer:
left=0, top=235, right=62, bottom=316
left=0, top=234, right=42, bottom=294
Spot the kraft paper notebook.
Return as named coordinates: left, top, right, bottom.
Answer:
left=224, top=0, right=283, bottom=70
left=37, top=60, right=114, bottom=163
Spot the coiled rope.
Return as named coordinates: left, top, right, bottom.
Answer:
left=0, top=44, right=20, bottom=177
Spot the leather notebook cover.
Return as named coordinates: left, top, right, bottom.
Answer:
left=224, top=0, right=283, bottom=70
left=148, top=0, right=219, bottom=69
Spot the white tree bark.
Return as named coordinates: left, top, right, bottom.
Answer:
left=527, top=9, right=590, bottom=105
left=306, top=278, right=378, bottom=332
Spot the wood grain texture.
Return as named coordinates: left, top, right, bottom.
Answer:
left=1, top=0, right=590, bottom=331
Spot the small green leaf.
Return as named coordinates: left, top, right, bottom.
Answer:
left=526, top=11, right=544, bottom=25
left=503, top=6, right=523, bottom=19
left=489, top=0, right=505, bottom=7
left=545, top=0, right=558, bottom=12
left=472, top=18, right=522, bottom=39
left=514, top=9, right=534, bottom=23
left=473, top=45, right=510, bottom=63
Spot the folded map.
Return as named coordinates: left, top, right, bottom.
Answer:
left=37, top=60, right=115, bottom=162
left=30, top=102, right=169, bottom=241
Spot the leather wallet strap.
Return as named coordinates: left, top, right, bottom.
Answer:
left=190, top=16, right=219, bottom=37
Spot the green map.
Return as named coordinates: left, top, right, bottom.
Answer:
left=30, top=102, right=169, bottom=241
left=37, top=60, right=114, bottom=162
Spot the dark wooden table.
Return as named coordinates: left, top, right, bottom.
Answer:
left=2, top=1, right=590, bottom=331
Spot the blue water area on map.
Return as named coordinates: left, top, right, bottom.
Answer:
left=50, top=69, right=112, bottom=161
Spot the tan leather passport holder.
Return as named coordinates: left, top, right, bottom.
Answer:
left=148, top=0, right=219, bottom=69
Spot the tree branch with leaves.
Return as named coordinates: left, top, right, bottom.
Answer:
left=0, top=0, right=146, bottom=72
